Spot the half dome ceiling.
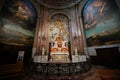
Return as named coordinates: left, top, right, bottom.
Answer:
left=36, top=0, right=82, bottom=9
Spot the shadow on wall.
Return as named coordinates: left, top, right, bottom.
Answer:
left=0, top=44, right=32, bottom=65
left=90, top=47, right=120, bottom=69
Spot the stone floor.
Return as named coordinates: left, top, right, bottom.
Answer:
left=1, top=63, right=120, bottom=80
left=20, top=65, right=120, bottom=80
left=21, top=66, right=98, bottom=80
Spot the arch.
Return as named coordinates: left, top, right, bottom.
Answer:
left=49, top=13, right=71, bottom=43
left=78, top=0, right=88, bottom=17
left=36, top=0, right=82, bottom=9
left=25, top=0, right=41, bottom=57
left=30, top=0, right=40, bottom=16
left=48, top=13, right=71, bottom=62
left=49, top=12, right=70, bottom=21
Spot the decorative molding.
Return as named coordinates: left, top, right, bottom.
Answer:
left=35, top=0, right=83, bottom=9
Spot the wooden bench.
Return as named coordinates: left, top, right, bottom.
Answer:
left=0, top=62, right=24, bottom=80
left=97, top=69, right=120, bottom=80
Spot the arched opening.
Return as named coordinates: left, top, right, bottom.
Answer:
left=48, top=14, right=71, bottom=62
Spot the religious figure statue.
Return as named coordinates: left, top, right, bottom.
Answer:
left=13, top=1, right=31, bottom=20
left=75, top=47, right=78, bottom=55
left=42, top=47, right=45, bottom=55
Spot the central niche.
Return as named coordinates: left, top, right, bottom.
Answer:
left=49, top=14, right=70, bottom=62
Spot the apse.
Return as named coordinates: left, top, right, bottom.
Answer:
left=32, top=0, right=91, bottom=76
left=0, top=0, right=120, bottom=79
left=49, top=14, right=70, bottom=62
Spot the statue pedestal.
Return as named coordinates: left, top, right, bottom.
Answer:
left=72, top=55, right=87, bottom=62
left=79, top=55, right=87, bottom=62
left=50, top=52, right=70, bottom=63
left=72, top=55, right=79, bottom=62
left=33, top=55, right=48, bottom=63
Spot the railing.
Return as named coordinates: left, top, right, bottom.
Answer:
left=31, top=61, right=91, bottom=76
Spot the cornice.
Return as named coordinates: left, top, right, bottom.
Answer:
left=36, top=0, right=83, bottom=9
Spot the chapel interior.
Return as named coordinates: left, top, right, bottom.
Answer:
left=0, top=0, right=120, bottom=80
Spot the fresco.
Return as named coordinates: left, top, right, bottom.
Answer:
left=83, top=0, right=120, bottom=46
left=0, top=0, right=37, bottom=46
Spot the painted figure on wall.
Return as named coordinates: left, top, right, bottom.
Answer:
left=12, top=1, right=31, bottom=20
left=85, top=0, right=106, bottom=29
left=0, top=0, right=37, bottom=46
left=83, top=0, right=120, bottom=46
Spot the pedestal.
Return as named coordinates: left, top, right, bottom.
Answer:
left=50, top=52, right=70, bottom=63
left=33, top=55, right=48, bottom=63
left=72, top=55, right=87, bottom=62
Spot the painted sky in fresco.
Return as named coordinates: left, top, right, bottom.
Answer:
left=0, top=0, right=37, bottom=46
left=83, top=0, right=120, bottom=46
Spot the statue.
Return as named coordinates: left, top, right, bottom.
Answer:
left=75, top=47, right=78, bottom=55
left=42, top=47, right=45, bottom=55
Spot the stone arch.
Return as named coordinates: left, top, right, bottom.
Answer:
left=30, top=0, right=41, bottom=16
left=28, top=0, right=42, bottom=57
left=49, top=12, right=70, bottom=21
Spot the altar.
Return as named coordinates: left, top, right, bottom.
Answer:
left=49, top=34, right=70, bottom=63
left=31, top=6, right=91, bottom=77
left=50, top=52, right=69, bottom=62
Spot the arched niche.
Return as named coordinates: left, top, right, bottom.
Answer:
left=48, top=13, right=72, bottom=62
left=49, top=14, right=70, bottom=43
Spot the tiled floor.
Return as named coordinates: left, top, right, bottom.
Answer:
left=22, top=67, right=101, bottom=80
left=1, top=63, right=120, bottom=80
left=20, top=65, right=120, bottom=80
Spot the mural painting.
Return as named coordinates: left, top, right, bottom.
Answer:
left=83, top=0, right=120, bottom=46
left=0, top=0, right=37, bottom=46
